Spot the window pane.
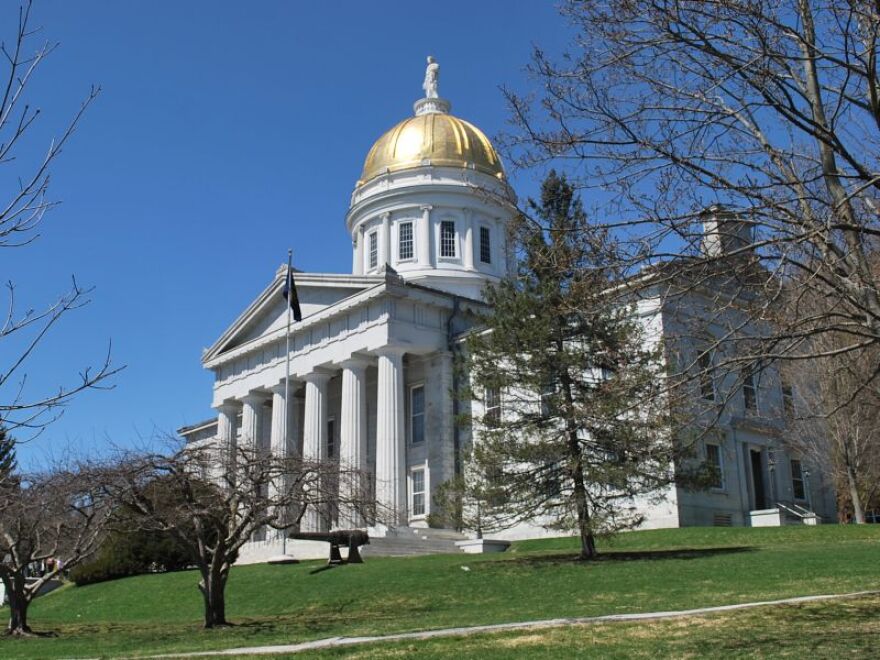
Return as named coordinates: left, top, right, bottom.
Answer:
left=327, top=419, right=335, bottom=459
left=480, top=226, right=491, bottom=263
left=440, top=221, right=456, bottom=257
left=369, top=231, right=378, bottom=269
left=399, top=222, right=413, bottom=261
left=411, top=386, right=425, bottom=444
left=412, top=469, right=425, bottom=516
left=698, top=352, right=715, bottom=400
left=485, top=387, right=501, bottom=426
left=791, top=459, right=805, bottom=500
left=706, top=443, right=723, bottom=488
left=412, top=386, right=425, bottom=415
left=742, top=367, right=757, bottom=410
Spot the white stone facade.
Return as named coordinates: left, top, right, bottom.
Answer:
left=181, top=67, right=836, bottom=559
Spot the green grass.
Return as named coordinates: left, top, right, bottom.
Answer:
left=1, top=525, right=878, bottom=658
left=307, top=593, right=880, bottom=659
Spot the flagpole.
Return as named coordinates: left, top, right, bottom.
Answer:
left=283, top=248, right=292, bottom=553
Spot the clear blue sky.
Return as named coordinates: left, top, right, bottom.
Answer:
left=5, top=1, right=568, bottom=464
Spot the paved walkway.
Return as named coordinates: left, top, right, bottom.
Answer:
left=153, top=590, right=879, bottom=658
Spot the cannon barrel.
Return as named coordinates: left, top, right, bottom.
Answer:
left=287, top=529, right=370, bottom=564
left=288, top=529, right=369, bottom=546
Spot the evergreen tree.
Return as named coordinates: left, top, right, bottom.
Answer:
left=0, top=424, right=17, bottom=481
left=463, top=171, right=678, bottom=560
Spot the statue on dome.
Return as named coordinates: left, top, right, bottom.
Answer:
left=423, top=56, right=440, bottom=99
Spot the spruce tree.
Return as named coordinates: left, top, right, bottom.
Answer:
left=463, top=171, right=678, bottom=559
left=0, top=424, right=16, bottom=481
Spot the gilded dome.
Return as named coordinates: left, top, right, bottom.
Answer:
left=358, top=111, right=505, bottom=186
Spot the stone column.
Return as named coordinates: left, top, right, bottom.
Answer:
left=339, top=358, right=370, bottom=527
left=216, top=403, right=237, bottom=447
left=376, top=347, right=406, bottom=526
left=419, top=205, right=432, bottom=267
left=381, top=212, right=391, bottom=266
left=267, top=383, right=289, bottom=523
left=353, top=226, right=365, bottom=275
left=302, top=372, right=332, bottom=532
left=463, top=209, right=475, bottom=271
left=240, top=393, right=266, bottom=452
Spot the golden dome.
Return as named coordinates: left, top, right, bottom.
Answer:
left=358, top=112, right=505, bottom=186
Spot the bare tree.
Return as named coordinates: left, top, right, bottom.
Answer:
left=503, top=1, right=880, bottom=416
left=1, top=1, right=118, bottom=438
left=107, top=440, right=373, bottom=629
left=788, top=337, right=880, bottom=522
left=0, top=464, right=113, bottom=635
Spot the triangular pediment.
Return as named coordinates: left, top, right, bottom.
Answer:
left=203, top=270, right=384, bottom=363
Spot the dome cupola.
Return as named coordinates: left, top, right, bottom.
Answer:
left=346, top=57, right=516, bottom=300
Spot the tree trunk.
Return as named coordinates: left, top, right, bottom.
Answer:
left=559, top=357, right=598, bottom=561
left=6, top=573, right=32, bottom=635
left=846, top=463, right=866, bottom=524
left=198, top=567, right=229, bottom=628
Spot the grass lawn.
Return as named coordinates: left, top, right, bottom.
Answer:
left=0, top=525, right=877, bottom=658
left=308, top=593, right=880, bottom=659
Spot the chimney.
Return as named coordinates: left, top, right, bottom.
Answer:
left=700, top=205, right=753, bottom=257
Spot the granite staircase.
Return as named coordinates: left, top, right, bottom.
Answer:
left=361, top=527, right=468, bottom=557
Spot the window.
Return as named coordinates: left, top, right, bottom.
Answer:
left=368, top=231, right=378, bottom=270
left=411, top=468, right=426, bottom=517
left=399, top=222, right=414, bottom=261
left=742, top=366, right=757, bottom=411
left=479, top=226, right=491, bottom=264
left=540, top=382, right=556, bottom=417
left=484, top=386, right=501, bottom=427
left=411, top=385, right=425, bottom=444
left=782, top=383, right=794, bottom=419
left=705, top=443, right=724, bottom=489
left=440, top=220, right=456, bottom=258
left=327, top=418, right=336, bottom=459
left=235, top=411, right=243, bottom=439
left=791, top=459, right=806, bottom=500
left=697, top=351, right=715, bottom=401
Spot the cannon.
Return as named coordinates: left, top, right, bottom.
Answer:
left=288, top=529, right=370, bottom=565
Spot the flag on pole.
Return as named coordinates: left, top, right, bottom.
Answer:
left=282, top=256, right=302, bottom=322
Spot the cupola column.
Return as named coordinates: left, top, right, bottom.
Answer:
left=463, top=209, right=475, bottom=271
left=352, top=231, right=362, bottom=276
left=419, top=205, right=433, bottom=267
left=381, top=212, right=391, bottom=266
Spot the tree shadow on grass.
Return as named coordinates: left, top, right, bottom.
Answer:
left=505, top=546, right=755, bottom=565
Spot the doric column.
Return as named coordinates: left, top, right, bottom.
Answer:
left=381, top=212, right=391, bottom=266
left=302, top=372, right=332, bottom=532
left=269, top=383, right=289, bottom=458
left=339, top=358, right=370, bottom=527
left=216, top=403, right=237, bottom=448
left=463, top=209, right=475, bottom=271
left=240, top=393, right=266, bottom=452
left=376, top=347, right=406, bottom=526
left=419, top=205, right=432, bottom=267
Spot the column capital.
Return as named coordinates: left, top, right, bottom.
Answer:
left=215, top=400, right=239, bottom=413
left=241, top=392, right=268, bottom=406
left=380, top=211, right=392, bottom=221
left=301, top=370, right=333, bottom=385
left=339, top=357, right=371, bottom=372
left=375, top=345, right=407, bottom=359
left=420, top=204, right=433, bottom=212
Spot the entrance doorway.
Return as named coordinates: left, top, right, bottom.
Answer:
left=750, top=449, right=767, bottom=509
